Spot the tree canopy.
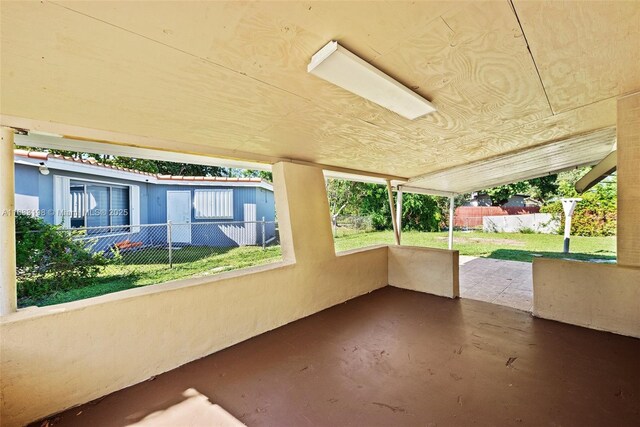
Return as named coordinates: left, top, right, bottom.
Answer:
left=326, top=167, right=615, bottom=234
left=326, top=179, right=444, bottom=232
left=482, top=175, right=559, bottom=205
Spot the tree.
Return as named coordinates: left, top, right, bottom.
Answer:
left=325, top=180, right=444, bottom=232
left=554, top=168, right=590, bottom=198
left=481, top=175, right=559, bottom=205
left=484, top=181, right=532, bottom=206
left=326, top=179, right=362, bottom=219
left=401, top=193, right=442, bottom=231
left=227, top=168, right=273, bottom=182
left=526, top=175, right=559, bottom=204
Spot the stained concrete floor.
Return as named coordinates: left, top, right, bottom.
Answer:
left=460, top=256, right=533, bottom=312
left=42, top=287, right=639, bottom=427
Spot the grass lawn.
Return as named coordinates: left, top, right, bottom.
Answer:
left=21, top=231, right=615, bottom=307
left=334, top=230, right=616, bottom=263
left=19, top=245, right=282, bottom=308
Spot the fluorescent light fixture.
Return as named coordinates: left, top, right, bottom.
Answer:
left=308, top=41, right=436, bottom=120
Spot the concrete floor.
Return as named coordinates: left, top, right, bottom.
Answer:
left=460, top=256, right=533, bottom=312
left=42, top=287, right=639, bottom=427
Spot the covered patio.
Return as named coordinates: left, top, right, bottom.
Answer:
left=38, top=287, right=640, bottom=426
left=1, top=2, right=639, bottom=426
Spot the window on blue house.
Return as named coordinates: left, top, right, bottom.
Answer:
left=194, top=189, right=234, bottom=219
left=69, top=180, right=130, bottom=232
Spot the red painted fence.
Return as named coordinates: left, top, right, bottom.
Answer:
left=454, top=206, right=540, bottom=228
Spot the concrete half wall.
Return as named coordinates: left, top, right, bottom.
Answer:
left=0, top=162, right=461, bottom=427
left=532, top=94, right=640, bottom=339
left=533, top=259, right=640, bottom=338
left=0, top=163, right=387, bottom=426
left=0, top=250, right=389, bottom=427
left=0, top=163, right=458, bottom=426
left=388, top=246, right=459, bottom=298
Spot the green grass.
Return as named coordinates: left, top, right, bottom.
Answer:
left=21, top=231, right=616, bottom=307
left=19, top=245, right=282, bottom=308
left=334, top=230, right=616, bottom=263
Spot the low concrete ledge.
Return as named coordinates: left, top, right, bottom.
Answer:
left=336, top=244, right=389, bottom=257
left=533, top=258, right=640, bottom=338
left=0, top=245, right=388, bottom=427
left=1, top=260, right=296, bottom=323
left=388, top=245, right=459, bottom=298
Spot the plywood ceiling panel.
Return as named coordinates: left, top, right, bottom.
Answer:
left=55, top=1, right=549, bottom=137
left=513, top=1, right=640, bottom=113
left=1, top=1, right=638, bottom=190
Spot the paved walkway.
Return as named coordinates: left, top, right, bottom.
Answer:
left=459, top=256, right=533, bottom=312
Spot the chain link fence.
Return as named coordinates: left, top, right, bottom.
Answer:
left=15, top=220, right=281, bottom=305
left=332, top=215, right=375, bottom=237
left=452, top=216, right=484, bottom=232
left=66, top=219, right=279, bottom=267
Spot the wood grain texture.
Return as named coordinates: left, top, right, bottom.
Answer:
left=514, top=1, right=640, bottom=113
left=1, top=1, right=637, bottom=186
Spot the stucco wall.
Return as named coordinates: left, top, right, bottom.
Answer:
left=14, top=163, right=42, bottom=217
left=532, top=258, right=640, bottom=338
left=147, top=184, right=275, bottom=246
left=14, top=163, right=152, bottom=225
left=617, top=93, right=640, bottom=267
left=147, top=184, right=264, bottom=224
left=0, top=162, right=388, bottom=427
left=483, top=213, right=558, bottom=234
left=388, top=245, right=459, bottom=298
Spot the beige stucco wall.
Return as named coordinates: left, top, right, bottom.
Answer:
left=533, top=258, right=640, bottom=338
left=388, top=245, right=459, bottom=298
left=617, top=93, right=640, bottom=267
left=531, top=94, right=640, bottom=338
left=0, top=162, right=389, bottom=427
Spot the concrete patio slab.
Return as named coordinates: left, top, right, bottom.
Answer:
left=459, top=256, right=533, bottom=312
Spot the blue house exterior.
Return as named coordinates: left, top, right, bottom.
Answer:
left=14, top=150, right=276, bottom=249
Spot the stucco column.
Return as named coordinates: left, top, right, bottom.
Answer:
left=617, top=93, right=640, bottom=267
left=0, top=127, right=17, bottom=315
left=272, top=162, right=335, bottom=264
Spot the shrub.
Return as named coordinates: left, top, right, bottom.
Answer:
left=15, top=214, right=110, bottom=300
left=541, top=185, right=616, bottom=237
left=518, top=227, right=536, bottom=234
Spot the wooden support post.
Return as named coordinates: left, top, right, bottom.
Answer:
left=1, top=127, right=17, bottom=315
left=386, top=180, right=399, bottom=245
left=396, top=188, right=403, bottom=245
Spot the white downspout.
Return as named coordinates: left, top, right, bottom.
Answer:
left=448, top=195, right=455, bottom=250
left=386, top=180, right=399, bottom=245
left=396, top=188, right=403, bottom=245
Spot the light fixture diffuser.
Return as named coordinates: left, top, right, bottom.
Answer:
left=308, top=41, right=436, bottom=120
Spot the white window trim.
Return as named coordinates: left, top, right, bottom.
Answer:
left=53, top=175, right=140, bottom=234
left=53, top=175, right=71, bottom=227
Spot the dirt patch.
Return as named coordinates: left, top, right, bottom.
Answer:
left=436, top=236, right=526, bottom=247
